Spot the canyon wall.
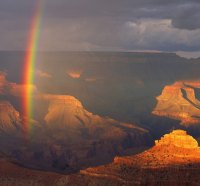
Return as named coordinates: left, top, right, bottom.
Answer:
left=153, top=81, right=200, bottom=126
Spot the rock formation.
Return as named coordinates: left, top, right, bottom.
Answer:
left=0, top=101, right=21, bottom=133
left=38, top=94, right=151, bottom=171
left=155, top=130, right=198, bottom=148
left=153, top=81, right=200, bottom=126
left=67, top=70, right=82, bottom=79
left=43, top=94, right=147, bottom=133
left=66, top=130, right=200, bottom=186
left=0, top=94, right=151, bottom=173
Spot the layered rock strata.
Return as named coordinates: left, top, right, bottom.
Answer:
left=66, top=130, right=200, bottom=186
left=153, top=81, right=200, bottom=125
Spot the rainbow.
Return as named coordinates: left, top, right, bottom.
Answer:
left=22, top=0, right=44, bottom=137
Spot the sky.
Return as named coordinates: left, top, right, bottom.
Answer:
left=0, top=0, right=200, bottom=56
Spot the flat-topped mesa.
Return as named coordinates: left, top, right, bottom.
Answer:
left=155, top=129, right=198, bottom=148
left=38, top=94, right=83, bottom=107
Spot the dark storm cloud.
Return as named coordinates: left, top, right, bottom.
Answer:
left=171, top=3, right=200, bottom=30
left=0, top=0, right=200, bottom=51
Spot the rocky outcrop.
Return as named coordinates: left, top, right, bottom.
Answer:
left=43, top=94, right=147, bottom=134
left=0, top=101, right=21, bottom=133
left=153, top=81, right=200, bottom=126
left=39, top=95, right=150, bottom=171
left=155, top=130, right=198, bottom=148
left=66, top=130, right=200, bottom=186
left=2, top=94, right=150, bottom=173
left=67, top=70, right=82, bottom=79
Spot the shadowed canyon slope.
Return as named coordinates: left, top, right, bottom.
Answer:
left=0, top=153, right=65, bottom=186
left=0, top=94, right=151, bottom=172
left=153, top=81, right=200, bottom=126
left=66, top=130, right=200, bottom=186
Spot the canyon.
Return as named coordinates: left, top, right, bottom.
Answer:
left=0, top=94, right=150, bottom=173
left=1, top=129, right=200, bottom=186
left=66, top=130, right=200, bottom=186
left=1, top=52, right=200, bottom=185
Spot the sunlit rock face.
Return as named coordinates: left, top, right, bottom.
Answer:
left=0, top=101, right=21, bottom=133
left=4, top=94, right=150, bottom=173
left=155, top=130, right=198, bottom=148
left=66, top=130, right=200, bottom=186
left=44, top=95, right=85, bottom=129
left=67, top=70, right=82, bottom=79
left=38, top=95, right=151, bottom=171
left=44, top=94, right=147, bottom=135
left=153, top=81, right=200, bottom=126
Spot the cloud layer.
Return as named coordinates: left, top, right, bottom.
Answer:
left=0, top=0, right=200, bottom=52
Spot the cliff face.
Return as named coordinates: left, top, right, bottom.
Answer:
left=0, top=101, right=21, bottom=133
left=43, top=94, right=147, bottom=137
left=153, top=81, right=200, bottom=126
left=37, top=95, right=151, bottom=171
left=155, top=130, right=198, bottom=148
left=0, top=94, right=151, bottom=173
left=66, top=130, right=200, bottom=186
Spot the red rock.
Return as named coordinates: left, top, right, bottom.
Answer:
left=0, top=101, right=21, bottom=133
left=153, top=81, right=200, bottom=126
left=66, top=130, right=200, bottom=186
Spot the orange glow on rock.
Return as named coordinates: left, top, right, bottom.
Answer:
left=153, top=80, right=200, bottom=125
left=67, top=70, right=82, bottom=79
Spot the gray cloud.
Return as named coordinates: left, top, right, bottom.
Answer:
left=171, top=3, right=200, bottom=30
left=0, top=0, right=200, bottom=51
